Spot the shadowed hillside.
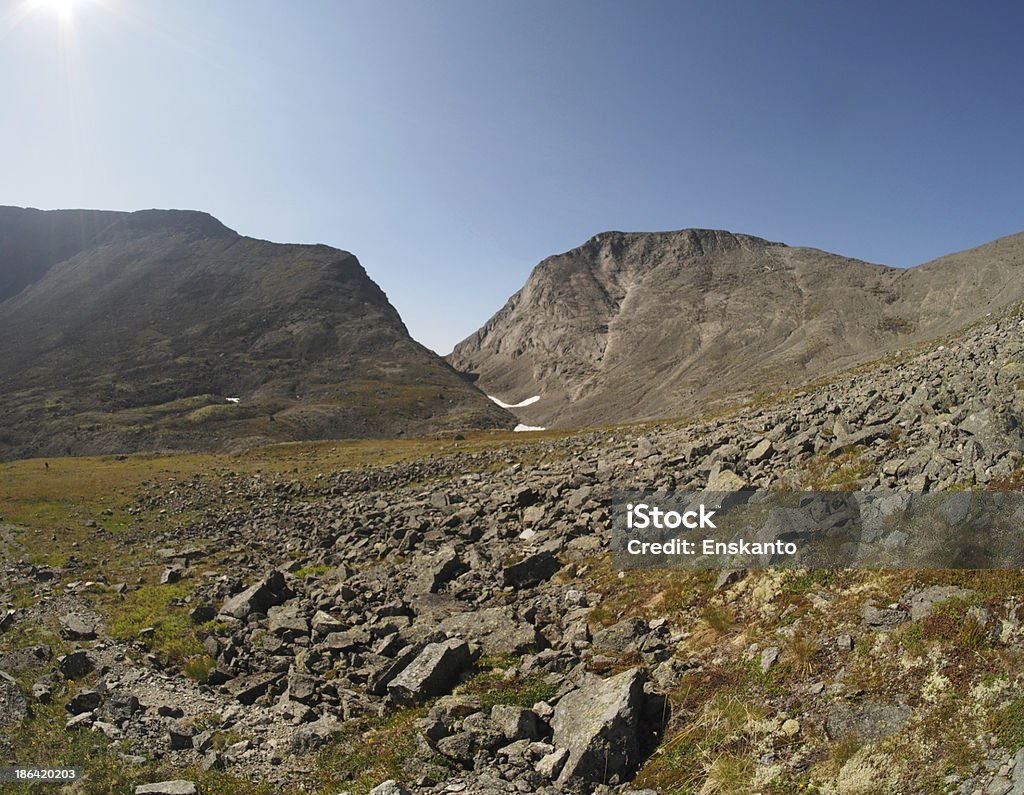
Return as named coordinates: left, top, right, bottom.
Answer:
left=0, top=206, right=513, bottom=459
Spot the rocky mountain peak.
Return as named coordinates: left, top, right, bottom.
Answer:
left=449, top=228, right=1024, bottom=429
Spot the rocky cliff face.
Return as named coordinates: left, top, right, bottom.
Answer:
left=448, top=229, right=1024, bottom=428
left=0, top=206, right=512, bottom=458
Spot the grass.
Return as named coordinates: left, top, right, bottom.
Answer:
left=800, top=449, right=874, bottom=490
left=294, top=563, right=332, bottom=579
left=992, top=695, right=1024, bottom=750
left=91, top=582, right=204, bottom=667
left=459, top=657, right=560, bottom=709
left=633, top=691, right=766, bottom=794
left=580, top=554, right=715, bottom=627
left=315, top=707, right=438, bottom=794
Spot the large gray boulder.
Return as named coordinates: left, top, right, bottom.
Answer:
left=438, top=606, right=543, bottom=656
left=388, top=638, right=471, bottom=705
left=59, top=613, right=98, bottom=640
left=551, top=667, right=647, bottom=787
left=501, top=551, right=561, bottom=589
left=218, top=570, right=290, bottom=620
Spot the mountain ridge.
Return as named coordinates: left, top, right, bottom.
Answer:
left=0, top=206, right=513, bottom=459
left=449, top=227, right=1024, bottom=427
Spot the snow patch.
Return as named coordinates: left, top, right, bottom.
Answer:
left=225, top=397, right=240, bottom=404
left=514, top=424, right=546, bottom=432
left=488, top=394, right=540, bottom=409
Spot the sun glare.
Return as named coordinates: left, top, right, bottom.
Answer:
left=29, top=0, right=84, bottom=26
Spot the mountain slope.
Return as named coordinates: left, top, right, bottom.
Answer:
left=0, top=206, right=512, bottom=459
left=448, top=229, right=1024, bottom=427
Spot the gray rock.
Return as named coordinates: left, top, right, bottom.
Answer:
left=502, top=551, right=561, bottom=589
left=67, top=689, right=101, bottom=715
left=134, top=782, right=199, bottom=795
left=707, top=467, right=747, bottom=491
left=490, top=704, right=539, bottom=741
left=536, top=747, right=569, bottom=780
left=715, top=568, right=747, bottom=590
left=168, top=728, right=193, bottom=750
left=635, top=437, right=660, bottom=460
left=0, top=670, right=29, bottom=725
left=323, top=626, right=371, bottom=651
left=828, top=424, right=891, bottom=456
left=59, top=613, right=97, bottom=640
left=439, top=606, right=543, bottom=657
left=224, top=671, right=282, bottom=705
left=592, top=617, right=649, bottom=654
left=909, top=585, right=974, bottom=621
left=285, top=672, right=318, bottom=705
left=368, top=779, right=412, bottom=795
left=57, top=650, right=94, bottom=679
left=550, top=667, right=647, bottom=786
left=760, top=646, right=780, bottom=673
left=310, top=610, right=345, bottom=636
left=825, top=699, right=912, bottom=742
left=436, top=730, right=482, bottom=768
left=267, top=602, right=309, bottom=636
left=388, top=639, right=472, bottom=705
left=409, top=546, right=465, bottom=594
left=746, top=439, right=773, bottom=462
left=861, top=600, right=907, bottom=627
left=218, top=570, right=289, bottom=620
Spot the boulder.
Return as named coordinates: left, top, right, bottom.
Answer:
left=368, top=781, right=412, bottom=795
left=388, top=639, right=472, bottom=705
left=218, top=570, right=290, bottom=620
left=550, top=667, right=647, bottom=786
left=825, top=699, right=912, bottom=742
left=592, top=617, right=649, bottom=654
left=310, top=610, right=345, bottom=636
left=490, top=704, right=539, bottom=741
left=285, top=672, right=319, bottom=705
left=267, top=602, right=309, bottom=636
left=438, top=606, right=543, bottom=656
left=0, top=670, right=30, bottom=725
left=408, top=546, right=465, bottom=595
left=67, top=689, right=101, bottom=715
left=861, top=600, right=907, bottom=627
left=134, top=782, right=199, bottom=795
left=59, top=613, right=97, bottom=640
left=57, top=650, right=94, bottom=679
left=707, top=467, right=747, bottom=491
left=908, top=585, right=974, bottom=621
left=224, top=671, right=282, bottom=705
left=502, top=551, right=561, bottom=589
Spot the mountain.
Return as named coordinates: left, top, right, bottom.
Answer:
left=448, top=228, right=1024, bottom=427
left=0, top=206, right=513, bottom=459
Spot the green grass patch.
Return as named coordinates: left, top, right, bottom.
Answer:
left=992, top=696, right=1024, bottom=750
left=294, top=564, right=332, bottom=579
left=315, top=707, right=436, bottom=794
left=460, top=666, right=560, bottom=710
left=93, top=582, right=203, bottom=666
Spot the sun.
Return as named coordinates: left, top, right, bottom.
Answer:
left=29, top=0, right=85, bottom=25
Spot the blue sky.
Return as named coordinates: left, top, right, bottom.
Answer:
left=2, top=0, right=1022, bottom=353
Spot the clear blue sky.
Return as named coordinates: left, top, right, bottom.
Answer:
left=2, top=1, right=1022, bottom=353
